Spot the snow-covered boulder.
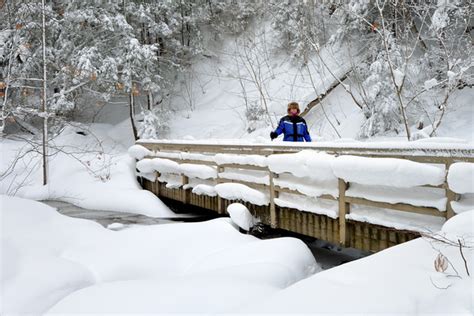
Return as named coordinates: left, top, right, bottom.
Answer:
left=227, top=203, right=257, bottom=231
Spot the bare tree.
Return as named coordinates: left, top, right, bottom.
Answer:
left=237, top=35, right=275, bottom=129
left=40, top=0, right=48, bottom=184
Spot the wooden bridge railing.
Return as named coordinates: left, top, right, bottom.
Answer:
left=135, top=140, right=474, bottom=251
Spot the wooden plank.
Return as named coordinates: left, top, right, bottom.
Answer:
left=379, top=229, right=388, bottom=250
left=363, top=224, right=370, bottom=252
left=327, top=215, right=333, bottom=242
left=147, top=156, right=217, bottom=166
left=333, top=219, right=339, bottom=244
left=305, top=212, right=312, bottom=237
left=302, top=212, right=308, bottom=236
left=274, top=186, right=336, bottom=200
left=354, top=223, right=363, bottom=250
left=314, top=214, right=321, bottom=238
left=338, top=179, right=350, bottom=246
left=219, top=164, right=268, bottom=171
left=321, top=216, right=327, bottom=241
left=370, top=226, right=378, bottom=252
left=345, top=196, right=445, bottom=217
left=388, top=231, right=397, bottom=247
left=283, top=208, right=290, bottom=231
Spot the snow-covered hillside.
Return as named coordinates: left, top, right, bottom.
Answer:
left=111, top=23, right=474, bottom=142
left=167, top=29, right=472, bottom=141
left=0, top=122, right=173, bottom=217
left=163, top=23, right=365, bottom=141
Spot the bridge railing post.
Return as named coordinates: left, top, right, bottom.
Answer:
left=217, top=166, right=224, bottom=214
left=182, top=175, right=190, bottom=204
left=338, top=178, right=350, bottom=246
left=444, top=160, right=458, bottom=220
left=155, top=171, right=160, bottom=196
left=269, top=171, right=278, bottom=228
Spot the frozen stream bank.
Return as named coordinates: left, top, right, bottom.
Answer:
left=42, top=199, right=366, bottom=269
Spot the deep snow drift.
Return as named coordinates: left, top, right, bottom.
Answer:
left=0, top=195, right=318, bottom=314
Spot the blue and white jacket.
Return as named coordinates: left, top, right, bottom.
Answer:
left=274, top=115, right=312, bottom=142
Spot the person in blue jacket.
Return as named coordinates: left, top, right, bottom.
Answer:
left=270, top=102, right=312, bottom=142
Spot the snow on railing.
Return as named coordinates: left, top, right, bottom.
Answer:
left=132, top=141, right=474, bottom=244
left=135, top=139, right=474, bottom=159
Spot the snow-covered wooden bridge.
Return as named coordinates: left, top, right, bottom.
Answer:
left=132, top=141, right=474, bottom=252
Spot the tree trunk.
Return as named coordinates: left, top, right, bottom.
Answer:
left=129, top=92, right=138, bottom=140
left=147, top=91, right=153, bottom=111
left=41, top=0, right=48, bottom=185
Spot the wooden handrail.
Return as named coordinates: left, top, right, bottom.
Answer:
left=138, top=140, right=474, bottom=162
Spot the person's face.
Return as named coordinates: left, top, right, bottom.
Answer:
left=289, top=108, right=299, bottom=116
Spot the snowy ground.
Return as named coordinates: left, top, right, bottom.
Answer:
left=251, top=211, right=474, bottom=315
left=2, top=195, right=472, bottom=314
left=1, top=195, right=317, bottom=314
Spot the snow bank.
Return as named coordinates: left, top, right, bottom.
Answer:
left=137, top=158, right=216, bottom=180
left=1, top=196, right=318, bottom=314
left=192, top=184, right=217, bottom=197
left=275, top=193, right=338, bottom=218
left=227, top=203, right=258, bottom=231
left=219, top=169, right=269, bottom=185
left=347, top=204, right=445, bottom=233
left=137, top=158, right=216, bottom=179
left=127, top=144, right=153, bottom=160
left=137, top=157, right=181, bottom=174
left=180, top=163, right=217, bottom=179
left=182, top=178, right=216, bottom=190
left=249, top=210, right=473, bottom=314
left=215, top=183, right=269, bottom=206
left=447, top=162, right=474, bottom=194
left=135, top=158, right=156, bottom=173
left=451, top=195, right=474, bottom=214
left=332, top=155, right=445, bottom=187
left=215, top=154, right=268, bottom=167
left=181, top=152, right=215, bottom=162
left=275, top=174, right=338, bottom=198
left=158, top=173, right=182, bottom=188
left=268, top=151, right=336, bottom=181
left=136, top=171, right=157, bottom=182
left=347, top=184, right=447, bottom=211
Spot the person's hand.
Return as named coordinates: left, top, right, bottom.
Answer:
left=270, top=132, right=278, bottom=140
